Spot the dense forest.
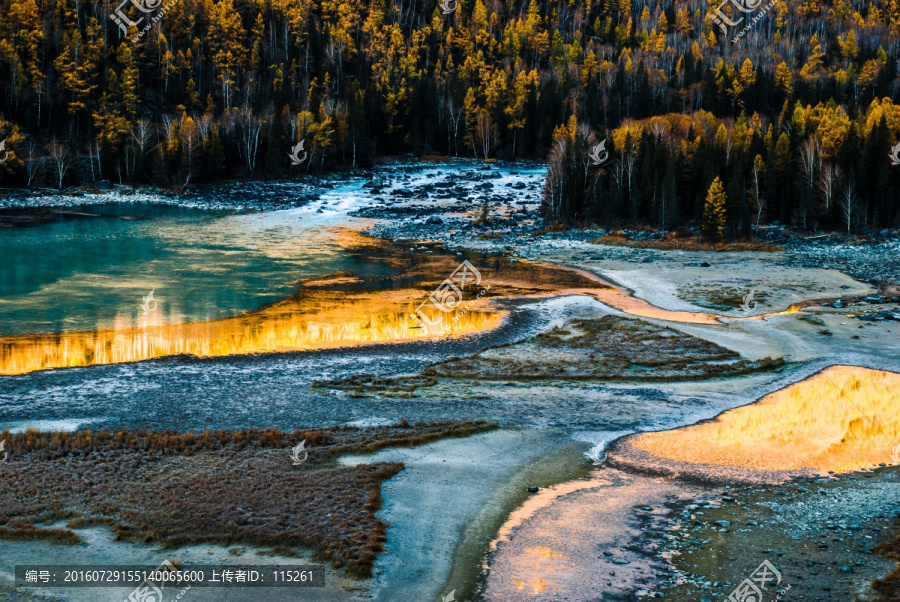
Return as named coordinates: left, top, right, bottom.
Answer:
left=0, top=0, right=898, bottom=232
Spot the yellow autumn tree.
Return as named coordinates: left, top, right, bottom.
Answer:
left=702, top=177, right=727, bottom=240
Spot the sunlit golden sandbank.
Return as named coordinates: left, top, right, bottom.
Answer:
left=0, top=238, right=614, bottom=375
left=611, top=366, right=900, bottom=482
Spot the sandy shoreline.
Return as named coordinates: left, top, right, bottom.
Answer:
left=479, top=362, right=900, bottom=600
left=341, top=428, right=588, bottom=601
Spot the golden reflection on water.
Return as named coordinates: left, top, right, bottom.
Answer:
left=0, top=232, right=814, bottom=375
left=632, top=366, right=900, bottom=474
left=0, top=299, right=501, bottom=375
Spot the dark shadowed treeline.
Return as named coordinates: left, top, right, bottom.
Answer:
left=0, top=0, right=898, bottom=231
left=543, top=99, right=900, bottom=235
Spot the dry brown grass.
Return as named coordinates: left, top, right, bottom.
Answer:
left=871, top=565, right=900, bottom=601
left=590, top=232, right=784, bottom=252
left=312, top=317, right=783, bottom=396
left=422, top=316, right=783, bottom=382
left=0, top=519, right=83, bottom=544
left=533, top=222, right=602, bottom=235
left=873, top=527, right=900, bottom=601
left=311, top=374, right=437, bottom=397
left=0, top=420, right=495, bottom=578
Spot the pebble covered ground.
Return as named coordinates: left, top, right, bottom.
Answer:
left=646, top=469, right=900, bottom=601
left=0, top=178, right=327, bottom=213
